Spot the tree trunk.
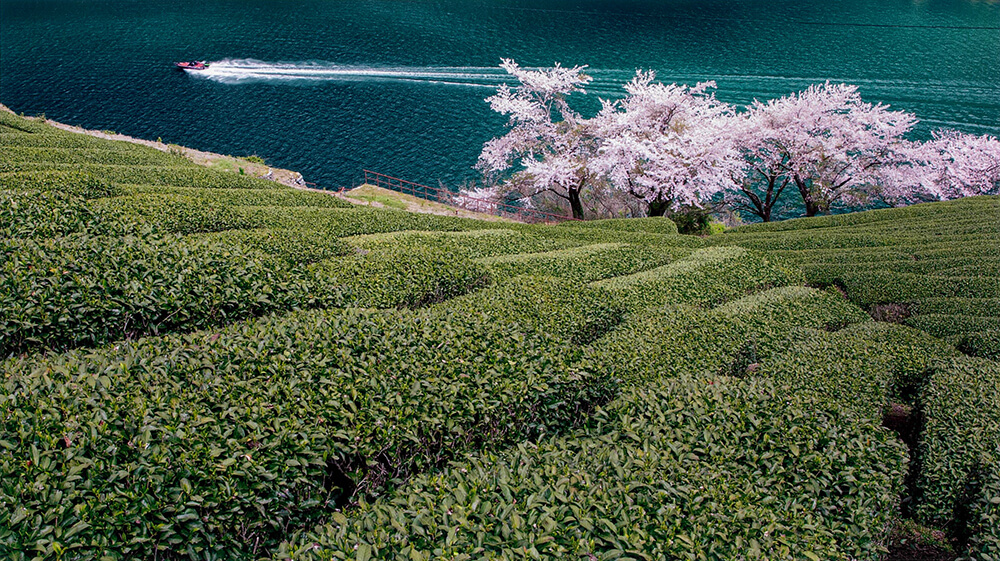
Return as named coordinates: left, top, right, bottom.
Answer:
left=647, top=200, right=670, bottom=217
left=794, top=175, right=821, bottom=218
left=568, top=188, right=585, bottom=220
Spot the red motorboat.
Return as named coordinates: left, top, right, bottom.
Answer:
left=175, top=61, right=208, bottom=71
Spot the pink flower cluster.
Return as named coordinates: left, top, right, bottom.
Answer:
left=468, top=59, right=1000, bottom=221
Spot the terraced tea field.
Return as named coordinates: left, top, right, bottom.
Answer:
left=1, top=110, right=997, bottom=560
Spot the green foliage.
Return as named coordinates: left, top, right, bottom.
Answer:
left=914, top=357, right=1000, bottom=557
left=0, top=169, right=121, bottom=198
left=128, top=185, right=354, bottom=208
left=0, top=307, right=606, bottom=560
left=280, top=375, right=907, bottom=561
left=480, top=242, right=684, bottom=284
left=1, top=190, right=100, bottom=239
left=965, top=458, right=1000, bottom=560
left=3, top=162, right=287, bottom=190
left=244, top=206, right=493, bottom=238
left=311, top=245, right=490, bottom=309
left=587, top=286, right=867, bottom=388
left=0, top=111, right=52, bottom=134
left=668, top=205, right=713, bottom=235
left=441, top=275, right=627, bottom=346
left=905, top=314, right=1000, bottom=339
left=956, top=331, right=1000, bottom=361
left=0, top=146, right=192, bottom=168
left=194, top=229, right=355, bottom=266
left=595, top=246, right=804, bottom=309
left=556, top=216, right=679, bottom=235
left=0, top=232, right=328, bottom=357
left=755, top=324, right=956, bottom=422
left=348, top=229, right=575, bottom=260
left=91, top=194, right=263, bottom=235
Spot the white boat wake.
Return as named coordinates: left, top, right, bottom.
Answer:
left=192, top=60, right=515, bottom=87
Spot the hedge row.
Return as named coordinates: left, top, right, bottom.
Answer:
left=311, top=245, right=490, bottom=309
left=540, top=225, right=705, bottom=249
left=191, top=229, right=355, bottom=266
left=93, top=198, right=480, bottom=238
left=0, top=170, right=122, bottom=199
left=346, top=229, right=577, bottom=261
left=1, top=163, right=287, bottom=190
left=0, top=130, right=174, bottom=152
left=905, top=314, right=1000, bottom=339
left=914, top=357, right=1000, bottom=558
left=555, top=216, right=679, bottom=235
left=1, top=231, right=498, bottom=357
left=439, top=275, right=627, bottom=346
left=756, top=323, right=958, bottom=422
left=585, top=286, right=869, bottom=389
left=0, top=306, right=610, bottom=560
left=956, top=331, right=1000, bottom=361
left=731, top=197, right=999, bottom=233
left=839, top=272, right=1000, bottom=308
left=280, top=375, right=907, bottom=561
left=0, top=111, right=52, bottom=134
left=594, top=246, right=804, bottom=309
left=480, top=242, right=684, bottom=284
left=1, top=190, right=101, bottom=239
left=0, top=146, right=192, bottom=168
left=243, top=207, right=492, bottom=238
left=0, top=231, right=330, bottom=357
left=128, top=185, right=355, bottom=209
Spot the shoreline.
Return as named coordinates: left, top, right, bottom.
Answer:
left=1, top=104, right=510, bottom=221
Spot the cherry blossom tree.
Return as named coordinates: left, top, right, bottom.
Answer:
left=476, top=59, right=596, bottom=219
left=728, top=83, right=917, bottom=219
left=916, top=130, right=1000, bottom=199
left=592, top=72, right=736, bottom=216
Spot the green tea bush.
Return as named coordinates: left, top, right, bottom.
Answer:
left=0, top=146, right=191, bottom=168
left=311, top=245, right=490, bottom=309
left=0, top=304, right=606, bottom=559
left=0, top=232, right=327, bottom=357
left=245, top=207, right=491, bottom=238
left=347, top=229, right=577, bottom=260
left=595, top=246, right=804, bottom=309
left=840, top=272, right=1000, bottom=308
left=1, top=190, right=99, bottom=239
left=905, top=314, right=1000, bottom=339
left=965, top=458, right=1000, bottom=560
left=713, top=285, right=870, bottom=332
left=914, top=297, right=1000, bottom=319
left=0, top=170, right=121, bottom=198
left=756, top=322, right=958, bottom=421
left=541, top=225, right=705, bottom=249
left=914, top=357, right=1000, bottom=555
left=0, top=306, right=605, bottom=560
left=0, top=131, right=133, bottom=150
left=956, top=331, right=1000, bottom=361
left=555, top=216, right=678, bottom=235
left=5, top=163, right=286, bottom=190
left=129, top=185, right=354, bottom=209
left=193, top=229, right=355, bottom=266
left=91, top=194, right=263, bottom=235
left=281, top=375, right=907, bottom=561
left=0, top=111, right=51, bottom=134
left=480, top=242, right=683, bottom=284
left=440, top=275, right=627, bottom=345
left=583, top=287, right=863, bottom=388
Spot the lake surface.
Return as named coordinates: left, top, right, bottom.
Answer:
left=2, top=0, right=998, bottom=191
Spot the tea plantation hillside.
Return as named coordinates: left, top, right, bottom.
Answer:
left=1, top=110, right=997, bottom=561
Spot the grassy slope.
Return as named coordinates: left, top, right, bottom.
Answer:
left=1, top=110, right=998, bottom=560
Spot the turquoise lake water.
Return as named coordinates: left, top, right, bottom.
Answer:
left=1, top=0, right=998, bottom=190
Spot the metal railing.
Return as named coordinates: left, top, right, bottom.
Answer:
left=361, top=170, right=579, bottom=223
